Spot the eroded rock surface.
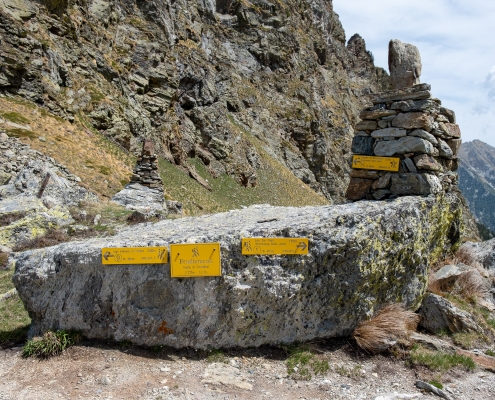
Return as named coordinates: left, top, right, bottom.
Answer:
left=13, top=194, right=462, bottom=349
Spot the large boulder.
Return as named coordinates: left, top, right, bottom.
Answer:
left=13, top=194, right=462, bottom=349
left=388, top=39, right=422, bottom=89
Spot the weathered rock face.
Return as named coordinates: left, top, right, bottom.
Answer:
left=388, top=39, right=422, bottom=89
left=13, top=194, right=462, bottom=349
left=0, top=0, right=390, bottom=203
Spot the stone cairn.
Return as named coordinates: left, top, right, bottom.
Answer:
left=345, top=40, right=461, bottom=201
left=130, top=138, right=163, bottom=189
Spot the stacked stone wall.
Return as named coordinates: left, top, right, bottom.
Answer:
left=346, top=84, right=461, bottom=201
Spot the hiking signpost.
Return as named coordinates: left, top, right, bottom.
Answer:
left=241, top=238, right=309, bottom=255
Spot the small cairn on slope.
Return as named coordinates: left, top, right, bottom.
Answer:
left=130, top=138, right=163, bottom=189
left=346, top=39, right=461, bottom=201
left=112, top=138, right=182, bottom=215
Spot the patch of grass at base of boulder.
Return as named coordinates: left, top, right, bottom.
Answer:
left=23, top=330, right=81, bottom=358
left=285, top=345, right=329, bottom=381
left=1, top=268, right=30, bottom=346
left=206, top=349, right=226, bottom=363
left=409, top=344, right=475, bottom=372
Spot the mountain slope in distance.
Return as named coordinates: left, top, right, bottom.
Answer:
left=458, top=140, right=495, bottom=238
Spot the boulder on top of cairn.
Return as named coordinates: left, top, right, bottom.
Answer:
left=345, top=41, right=461, bottom=201
left=112, top=139, right=173, bottom=216
left=389, top=39, right=422, bottom=89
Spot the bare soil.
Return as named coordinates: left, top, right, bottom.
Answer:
left=1, top=340, right=494, bottom=400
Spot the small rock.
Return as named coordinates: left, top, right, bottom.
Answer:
left=418, top=293, right=481, bottom=334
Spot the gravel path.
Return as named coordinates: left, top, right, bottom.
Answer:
left=1, top=340, right=494, bottom=400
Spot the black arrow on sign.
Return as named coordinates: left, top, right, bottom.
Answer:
left=103, top=251, right=114, bottom=261
left=296, top=242, right=307, bottom=251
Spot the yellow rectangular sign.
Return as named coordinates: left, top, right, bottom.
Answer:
left=102, top=247, right=168, bottom=265
left=170, top=243, right=221, bottom=277
left=352, top=155, right=400, bottom=172
left=242, top=238, right=309, bottom=255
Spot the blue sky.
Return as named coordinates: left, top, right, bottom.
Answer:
left=333, top=0, right=495, bottom=148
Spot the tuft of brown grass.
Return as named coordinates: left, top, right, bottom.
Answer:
left=0, top=252, right=9, bottom=271
left=12, top=229, right=71, bottom=252
left=352, top=304, right=420, bottom=354
left=452, top=270, right=490, bottom=304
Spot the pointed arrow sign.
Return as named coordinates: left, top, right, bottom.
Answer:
left=103, top=251, right=113, bottom=261
left=296, top=242, right=307, bottom=251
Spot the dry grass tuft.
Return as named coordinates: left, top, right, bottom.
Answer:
left=454, top=246, right=477, bottom=266
left=352, top=304, right=420, bottom=354
left=452, top=270, right=490, bottom=304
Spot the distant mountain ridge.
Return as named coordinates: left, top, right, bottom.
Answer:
left=458, top=140, right=495, bottom=238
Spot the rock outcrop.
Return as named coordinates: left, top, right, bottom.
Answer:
left=346, top=84, right=461, bottom=201
left=13, top=193, right=462, bottom=349
left=418, top=293, right=481, bottom=334
left=0, top=0, right=390, bottom=203
left=0, top=130, right=98, bottom=248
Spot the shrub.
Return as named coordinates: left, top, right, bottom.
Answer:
left=352, top=304, right=419, bottom=354
left=23, top=330, right=80, bottom=358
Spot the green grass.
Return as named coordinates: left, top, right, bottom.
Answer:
left=334, top=364, right=363, bottom=378
left=159, top=154, right=327, bottom=216
left=6, top=128, right=36, bottom=139
left=0, top=269, right=14, bottom=294
left=206, top=349, right=227, bottom=363
left=409, top=345, right=476, bottom=372
left=23, top=330, right=80, bottom=358
left=1, top=112, right=30, bottom=125
left=429, top=380, right=443, bottom=389
left=452, top=332, right=488, bottom=350
left=485, top=349, right=495, bottom=357
left=286, top=345, right=329, bottom=381
left=0, top=270, right=30, bottom=346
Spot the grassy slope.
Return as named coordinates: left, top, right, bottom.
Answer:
left=0, top=97, right=135, bottom=199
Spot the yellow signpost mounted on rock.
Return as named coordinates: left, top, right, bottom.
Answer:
left=352, top=155, right=400, bottom=172
left=170, top=243, right=221, bottom=277
left=241, top=238, right=309, bottom=255
left=102, top=247, right=168, bottom=265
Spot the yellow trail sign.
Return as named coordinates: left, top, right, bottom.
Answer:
left=170, top=243, right=221, bottom=278
left=242, top=238, right=309, bottom=255
left=352, top=155, right=400, bottom=172
left=101, top=247, right=168, bottom=265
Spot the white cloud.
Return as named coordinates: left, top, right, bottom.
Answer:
left=332, top=0, right=495, bottom=147
left=484, top=66, right=495, bottom=100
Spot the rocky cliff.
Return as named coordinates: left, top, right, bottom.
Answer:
left=0, top=0, right=389, bottom=203
left=458, top=140, right=495, bottom=238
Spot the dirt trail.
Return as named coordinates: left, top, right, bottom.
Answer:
left=1, top=340, right=494, bottom=400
